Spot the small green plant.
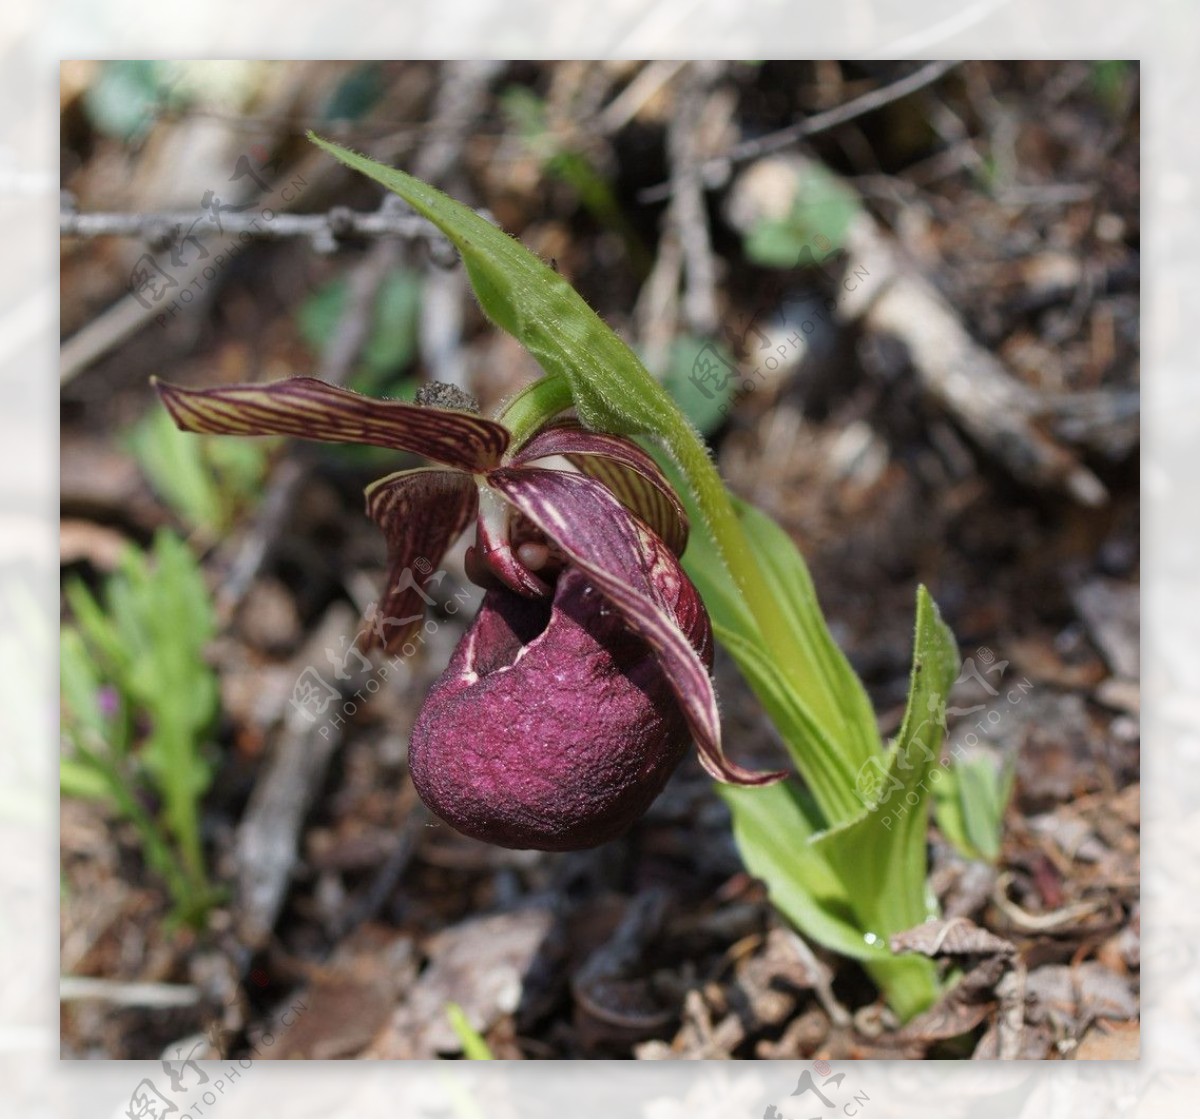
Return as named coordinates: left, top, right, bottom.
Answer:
left=269, top=134, right=961, bottom=1019
left=933, top=749, right=1016, bottom=864
left=60, top=529, right=221, bottom=926
left=129, top=406, right=272, bottom=538
left=1090, top=60, right=1134, bottom=115
left=445, top=1003, right=495, bottom=1060
left=743, top=161, right=860, bottom=269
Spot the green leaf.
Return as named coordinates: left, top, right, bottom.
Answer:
left=709, top=622, right=856, bottom=826
left=744, top=162, right=860, bottom=269
left=309, top=133, right=671, bottom=444
left=732, top=497, right=880, bottom=774
left=673, top=479, right=879, bottom=825
left=814, top=587, right=957, bottom=925
left=933, top=751, right=1015, bottom=863
left=720, top=780, right=889, bottom=962
left=60, top=529, right=220, bottom=923
left=810, top=585, right=958, bottom=1018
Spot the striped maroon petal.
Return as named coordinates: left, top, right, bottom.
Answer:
left=488, top=466, right=786, bottom=787
left=154, top=376, right=509, bottom=471
left=508, top=421, right=688, bottom=556
left=362, top=467, right=477, bottom=652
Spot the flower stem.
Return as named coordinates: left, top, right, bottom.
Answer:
left=497, top=374, right=576, bottom=451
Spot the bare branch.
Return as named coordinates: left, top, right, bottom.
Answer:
left=60, top=204, right=443, bottom=251
left=639, top=60, right=960, bottom=203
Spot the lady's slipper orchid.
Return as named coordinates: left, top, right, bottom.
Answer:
left=155, top=376, right=784, bottom=849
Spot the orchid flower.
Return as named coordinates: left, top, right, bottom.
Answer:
left=154, top=376, right=784, bottom=850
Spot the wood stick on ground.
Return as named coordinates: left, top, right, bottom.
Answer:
left=836, top=198, right=1109, bottom=506
left=234, top=604, right=365, bottom=950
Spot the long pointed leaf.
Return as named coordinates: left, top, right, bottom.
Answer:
left=309, top=135, right=676, bottom=441
left=732, top=497, right=880, bottom=773
left=677, top=487, right=866, bottom=823
left=712, top=623, right=862, bottom=826
left=810, top=586, right=958, bottom=1017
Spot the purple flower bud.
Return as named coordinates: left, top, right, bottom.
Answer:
left=409, top=565, right=712, bottom=851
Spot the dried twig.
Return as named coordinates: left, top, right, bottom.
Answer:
left=59, top=976, right=202, bottom=1008
left=639, top=60, right=960, bottom=203
left=596, top=60, right=688, bottom=135
left=60, top=205, right=440, bottom=249
left=667, top=62, right=722, bottom=336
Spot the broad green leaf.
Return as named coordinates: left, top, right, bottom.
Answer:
left=732, top=496, right=880, bottom=774
left=674, top=476, right=878, bottom=825
left=814, top=586, right=957, bottom=927
left=712, top=623, right=858, bottom=825
left=811, top=585, right=958, bottom=1017
left=721, top=780, right=890, bottom=962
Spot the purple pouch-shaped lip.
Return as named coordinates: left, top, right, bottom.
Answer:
left=410, top=566, right=709, bottom=851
